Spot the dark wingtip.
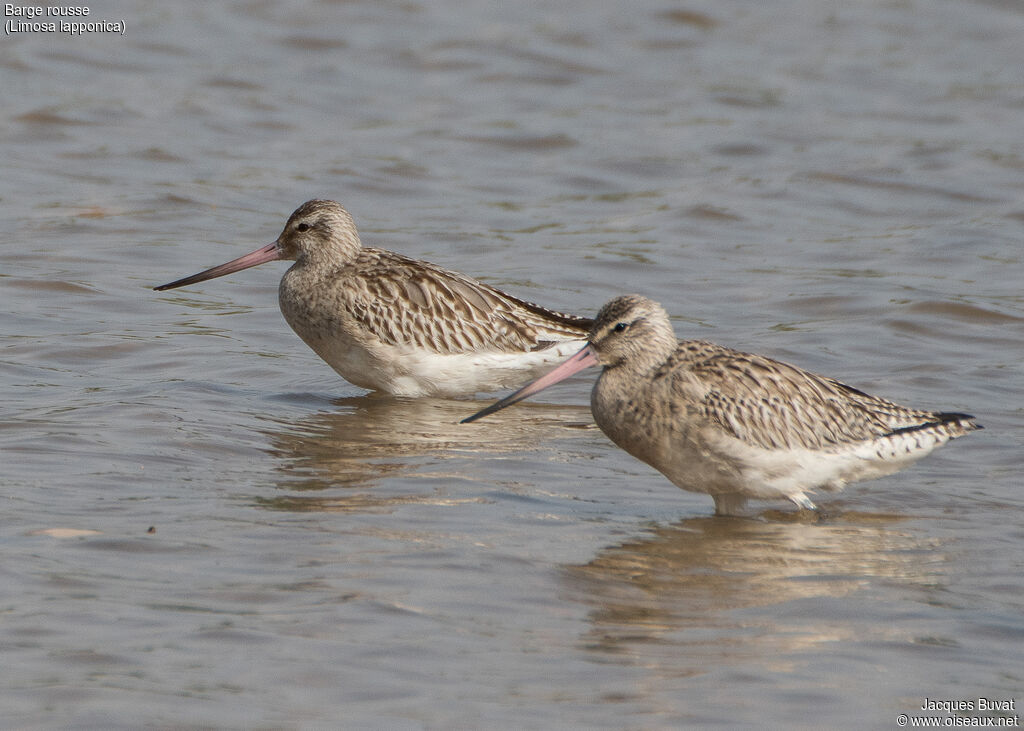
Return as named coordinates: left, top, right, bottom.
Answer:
left=887, top=411, right=981, bottom=437
left=936, top=412, right=982, bottom=430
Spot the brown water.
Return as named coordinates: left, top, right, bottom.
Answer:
left=2, top=0, right=1022, bottom=728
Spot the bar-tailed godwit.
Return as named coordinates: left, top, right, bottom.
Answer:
left=463, top=295, right=980, bottom=515
left=155, top=200, right=591, bottom=396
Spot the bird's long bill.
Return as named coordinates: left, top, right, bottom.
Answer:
left=461, top=344, right=599, bottom=424
left=153, top=242, right=281, bottom=291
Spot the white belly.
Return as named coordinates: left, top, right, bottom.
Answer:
left=291, top=323, right=586, bottom=397
left=593, top=387, right=953, bottom=515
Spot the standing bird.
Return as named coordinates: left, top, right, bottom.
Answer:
left=463, top=295, right=979, bottom=515
left=155, top=200, right=591, bottom=397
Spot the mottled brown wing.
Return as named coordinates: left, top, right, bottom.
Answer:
left=344, top=249, right=592, bottom=354
left=670, top=340, right=940, bottom=451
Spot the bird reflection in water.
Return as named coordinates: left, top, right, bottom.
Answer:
left=254, top=395, right=594, bottom=513
left=562, top=512, right=944, bottom=662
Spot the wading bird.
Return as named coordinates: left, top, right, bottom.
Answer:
left=463, top=295, right=979, bottom=515
left=155, top=200, right=591, bottom=396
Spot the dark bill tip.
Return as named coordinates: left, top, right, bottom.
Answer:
left=154, top=242, right=281, bottom=291
left=461, top=344, right=599, bottom=424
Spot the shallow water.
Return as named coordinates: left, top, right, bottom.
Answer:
left=2, top=0, right=1022, bottom=728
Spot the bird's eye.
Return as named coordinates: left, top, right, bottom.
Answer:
left=296, top=223, right=311, bottom=232
left=613, top=322, right=628, bottom=333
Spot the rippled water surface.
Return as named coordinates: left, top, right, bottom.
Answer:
left=2, top=0, right=1022, bottom=728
